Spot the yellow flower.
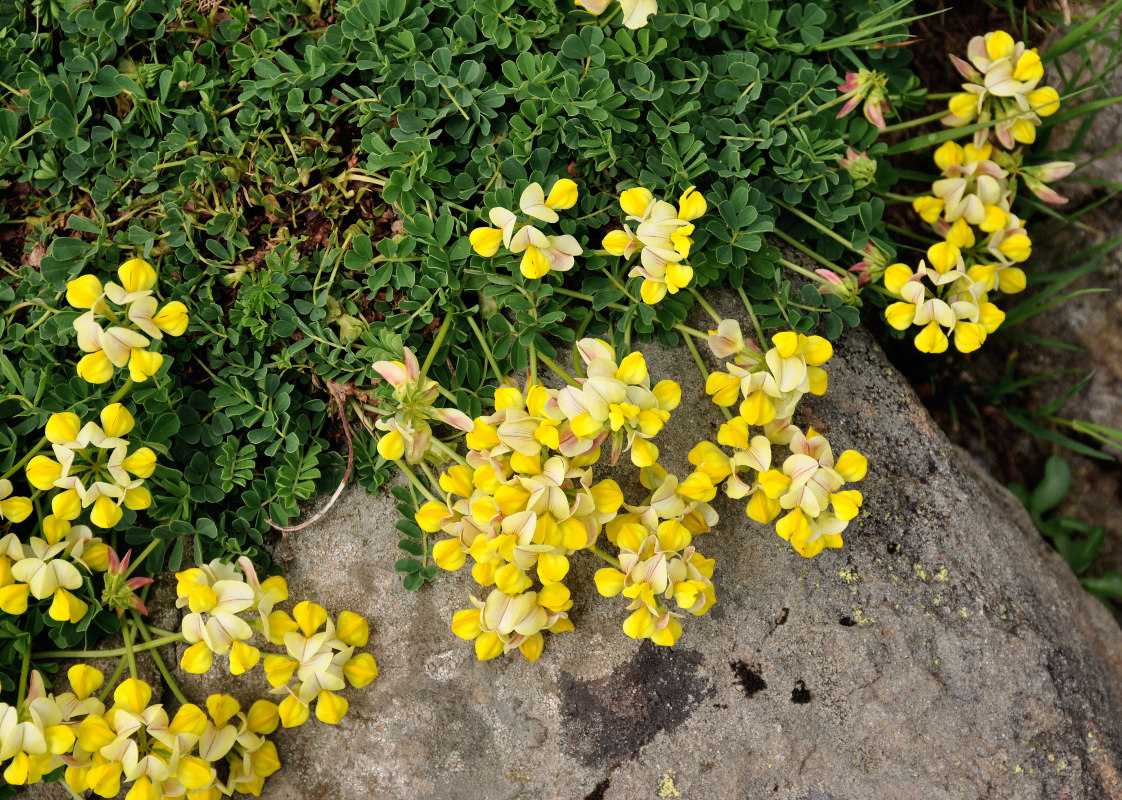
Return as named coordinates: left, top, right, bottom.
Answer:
left=0, top=480, right=32, bottom=524
left=470, top=227, right=504, bottom=256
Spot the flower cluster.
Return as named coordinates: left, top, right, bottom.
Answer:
left=25, top=404, right=157, bottom=529
left=470, top=179, right=582, bottom=279
left=372, top=345, right=473, bottom=463
left=886, top=31, right=1077, bottom=357
left=574, top=0, right=657, bottom=30
left=836, top=69, right=892, bottom=130
left=943, top=30, right=1060, bottom=149
left=176, top=557, right=377, bottom=727
left=696, top=321, right=867, bottom=557
left=418, top=339, right=720, bottom=657
left=1, top=525, right=107, bottom=622
left=0, top=666, right=282, bottom=798
left=602, top=186, right=707, bottom=304
left=66, top=258, right=189, bottom=384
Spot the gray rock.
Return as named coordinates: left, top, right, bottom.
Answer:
left=221, top=303, right=1122, bottom=800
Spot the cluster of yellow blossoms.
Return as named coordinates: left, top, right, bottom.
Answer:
left=700, top=321, right=867, bottom=557
left=469, top=179, right=581, bottom=279
left=176, top=557, right=378, bottom=727
left=574, top=0, right=656, bottom=29
left=407, top=338, right=720, bottom=658
left=0, top=667, right=282, bottom=797
left=26, top=404, right=157, bottom=529
left=943, top=30, right=1060, bottom=149
left=884, top=31, right=1075, bottom=355
left=1, top=523, right=107, bottom=622
left=603, top=186, right=707, bottom=305
left=372, top=345, right=474, bottom=463
left=66, top=258, right=189, bottom=384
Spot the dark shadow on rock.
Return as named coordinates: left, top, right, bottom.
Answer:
left=560, top=642, right=713, bottom=766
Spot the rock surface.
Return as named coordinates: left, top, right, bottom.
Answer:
left=205, top=301, right=1122, bottom=800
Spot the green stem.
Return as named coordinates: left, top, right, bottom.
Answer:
left=736, top=287, right=767, bottom=345
left=122, top=624, right=138, bottom=679
left=771, top=229, right=847, bottom=275
left=683, top=333, right=732, bottom=421
left=97, top=655, right=128, bottom=704
left=528, top=346, right=538, bottom=385
left=15, top=643, right=30, bottom=707
left=687, top=287, right=722, bottom=324
left=131, top=612, right=188, bottom=705
left=589, top=545, right=621, bottom=568
left=465, top=316, right=504, bottom=384
left=394, top=460, right=438, bottom=502
left=673, top=323, right=709, bottom=340
left=36, top=632, right=185, bottom=660
left=535, top=350, right=580, bottom=387
left=124, top=539, right=161, bottom=579
left=431, top=438, right=469, bottom=467
left=879, top=108, right=947, bottom=133
left=778, top=257, right=832, bottom=284
left=419, top=313, right=453, bottom=383
left=772, top=199, right=862, bottom=255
